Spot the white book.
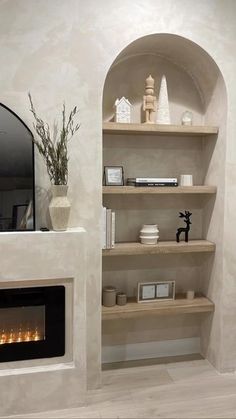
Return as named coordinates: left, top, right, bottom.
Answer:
left=111, top=211, right=115, bottom=248
left=136, top=177, right=177, bottom=183
left=106, top=209, right=112, bottom=249
left=101, top=207, right=107, bottom=249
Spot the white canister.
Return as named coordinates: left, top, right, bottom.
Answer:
left=186, top=290, right=195, bottom=300
left=140, top=224, right=159, bottom=245
left=180, top=174, right=193, bottom=186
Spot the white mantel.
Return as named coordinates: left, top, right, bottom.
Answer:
left=0, top=228, right=87, bottom=416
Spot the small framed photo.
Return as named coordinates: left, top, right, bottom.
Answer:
left=104, top=166, right=124, bottom=186
left=140, top=284, right=156, bottom=301
left=137, top=281, right=175, bottom=303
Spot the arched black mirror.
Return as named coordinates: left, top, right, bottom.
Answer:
left=0, top=104, right=35, bottom=231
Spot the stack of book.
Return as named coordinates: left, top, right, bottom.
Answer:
left=102, top=207, right=115, bottom=249
left=127, top=177, right=178, bottom=187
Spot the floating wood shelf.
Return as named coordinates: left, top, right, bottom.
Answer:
left=102, top=295, right=214, bottom=320
left=103, top=186, right=217, bottom=195
left=103, top=122, right=218, bottom=137
left=102, top=240, right=215, bottom=256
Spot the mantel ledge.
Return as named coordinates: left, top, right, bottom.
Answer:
left=0, top=227, right=86, bottom=236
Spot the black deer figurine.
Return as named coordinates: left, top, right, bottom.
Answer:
left=176, top=211, right=192, bottom=243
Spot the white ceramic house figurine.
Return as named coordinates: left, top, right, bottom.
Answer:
left=143, top=75, right=157, bottom=124
left=156, top=75, right=171, bottom=124
left=114, top=97, right=132, bottom=123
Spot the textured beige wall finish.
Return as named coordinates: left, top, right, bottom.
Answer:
left=0, top=0, right=236, bottom=386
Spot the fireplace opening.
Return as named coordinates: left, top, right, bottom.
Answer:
left=0, top=285, right=65, bottom=362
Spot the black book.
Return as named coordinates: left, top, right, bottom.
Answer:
left=135, top=182, right=178, bottom=187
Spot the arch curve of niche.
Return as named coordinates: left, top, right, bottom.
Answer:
left=102, top=33, right=227, bottom=370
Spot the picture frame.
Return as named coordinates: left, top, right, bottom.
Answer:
left=137, top=281, right=175, bottom=303
left=104, top=166, right=124, bottom=186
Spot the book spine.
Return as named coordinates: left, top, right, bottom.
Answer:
left=111, top=211, right=115, bottom=248
left=106, top=209, right=112, bottom=249
left=102, top=207, right=107, bottom=249
left=135, top=182, right=178, bottom=187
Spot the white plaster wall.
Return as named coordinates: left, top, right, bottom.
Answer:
left=0, top=229, right=87, bottom=416
left=0, top=0, right=236, bottom=384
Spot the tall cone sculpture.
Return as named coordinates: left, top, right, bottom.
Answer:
left=156, top=75, right=170, bottom=124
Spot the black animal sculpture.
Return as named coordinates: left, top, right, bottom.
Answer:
left=176, top=211, right=192, bottom=243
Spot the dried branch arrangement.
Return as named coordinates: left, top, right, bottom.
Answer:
left=29, top=93, right=80, bottom=185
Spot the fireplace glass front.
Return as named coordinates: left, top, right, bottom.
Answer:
left=0, top=286, right=65, bottom=362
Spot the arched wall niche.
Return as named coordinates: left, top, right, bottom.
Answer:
left=102, top=33, right=227, bottom=370
left=103, top=33, right=226, bottom=126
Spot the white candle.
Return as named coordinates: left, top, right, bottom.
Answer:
left=186, top=290, right=195, bottom=300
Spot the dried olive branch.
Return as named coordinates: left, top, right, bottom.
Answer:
left=28, top=93, right=80, bottom=185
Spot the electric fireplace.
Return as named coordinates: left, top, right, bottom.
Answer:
left=0, top=285, right=65, bottom=362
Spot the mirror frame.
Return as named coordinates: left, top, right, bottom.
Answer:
left=0, top=103, right=35, bottom=232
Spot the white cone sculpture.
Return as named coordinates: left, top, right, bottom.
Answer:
left=156, top=75, right=170, bottom=124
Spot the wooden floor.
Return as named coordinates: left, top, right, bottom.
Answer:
left=8, top=358, right=236, bottom=418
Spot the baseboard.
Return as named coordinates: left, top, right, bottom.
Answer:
left=102, top=337, right=200, bottom=364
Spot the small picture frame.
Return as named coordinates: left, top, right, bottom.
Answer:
left=104, top=166, right=124, bottom=186
left=137, top=281, right=175, bottom=303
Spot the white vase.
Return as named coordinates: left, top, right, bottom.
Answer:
left=49, top=185, right=71, bottom=231
left=140, top=224, right=159, bottom=245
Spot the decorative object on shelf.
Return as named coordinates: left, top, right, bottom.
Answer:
left=181, top=110, right=193, bottom=126
left=116, top=292, right=127, bottom=306
left=176, top=210, right=192, bottom=243
left=156, top=75, right=170, bottom=124
left=28, top=93, right=80, bottom=231
left=180, top=174, right=193, bottom=186
left=102, top=286, right=117, bottom=307
left=104, top=166, right=124, bottom=186
left=114, top=97, right=132, bottom=123
left=186, top=290, right=195, bottom=300
left=140, top=224, right=159, bottom=245
left=143, top=75, right=156, bottom=124
left=137, top=281, right=175, bottom=303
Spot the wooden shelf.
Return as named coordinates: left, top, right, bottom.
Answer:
left=102, top=240, right=215, bottom=256
left=102, top=295, right=214, bottom=320
left=103, top=186, right=217, bottom=195
left=103, top=122, right=218, bottom=137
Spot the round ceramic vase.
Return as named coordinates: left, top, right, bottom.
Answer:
left=49, top=185, right=71, bottom=231
left=140, top=224, right=159, bottom=245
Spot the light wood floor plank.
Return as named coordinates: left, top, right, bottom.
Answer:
left=7, top=360, right=236, bottom=419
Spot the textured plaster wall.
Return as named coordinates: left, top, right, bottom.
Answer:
left=0, top=0, right=236, bottom=385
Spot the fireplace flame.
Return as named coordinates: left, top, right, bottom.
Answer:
left=0, top=327, right=44, bottom=344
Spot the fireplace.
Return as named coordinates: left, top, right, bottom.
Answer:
left=0, top=285, right=65, bottom=362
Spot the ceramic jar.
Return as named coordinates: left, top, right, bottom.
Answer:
left=102, top=286, right=116, bottom=307
left=49, top=185, right=71, bottom=231
left=116, top=292, right=127, bottom=306
left=140, top=224, right=159, bottom=245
